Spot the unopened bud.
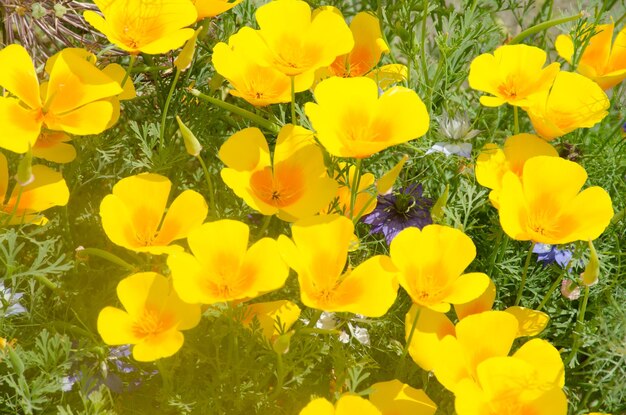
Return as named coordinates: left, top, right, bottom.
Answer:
left=581, top=240, right=599, bottom=287
left=176, top=116, right=203, bottom=157
left=272, top=331, right=294, bottom=355
left=16, top=150, right=34, bottom=186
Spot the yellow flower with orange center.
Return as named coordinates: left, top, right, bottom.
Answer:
left=167, top=219, right=289, bottom=304
left=498, top=156, right=613, bottom=244
left=556, top=22, right=626, bottom=90
left=84, top=0, right=197, bottom=55
left=305, top=77, right=429, bottom=158
left=99, top=173, right=208, bottom=254
left=0, top=153, right=69, bottom=226
left=468, top=44, right=560, bottom=107
left=0, top=45, right=123, bottom=154
left=219, top=125, right=338, bottom=222
left=97, top=272, right=201, bottom=362
left=278, top=215, right=398, bottom=317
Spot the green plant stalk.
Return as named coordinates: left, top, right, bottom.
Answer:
left=395, top=305, right=420, bottom=377
left=189, top=89, right=279, bottom=133
left=420, top=0, right=430, bottom=88
left=536, top=265, right=568, bottom=311
left=255, top=215, right=273, bottom=239
left=306, top=309, right=323, bottom=329
left=270, top=352, right=285, bottom=400
left=509, top=13, right=583, bottom=45
left=121, top=54, right=137, bottom=88
left=290, top=75, right=297, bottom=125
left=80, top=247, right=136, bottom=272
left=197, top=155, right=217, bottom=216
left=513, top=105, right=519, bottom=135
left=566, top=285, right=590, bottom=365
left=349, top=159, right=363, bottom=224
left=515, top=242, right=536, bottom=306
left=160, top=68, right=181, bottom=149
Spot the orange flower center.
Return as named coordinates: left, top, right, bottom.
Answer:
left=250, top=165, right=304, bottom=208
left=131, top=306, right=174, bottom=338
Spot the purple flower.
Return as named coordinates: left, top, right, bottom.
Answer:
left=362, top=184, right=433, bottom=244
left=533, top=243, right=573, bottom=268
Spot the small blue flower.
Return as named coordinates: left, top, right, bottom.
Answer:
left=533, top=243, right=573, bottom=268
left=363, top=184, right=433, bottom=244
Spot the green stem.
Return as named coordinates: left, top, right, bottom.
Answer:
left=156, top=359, right=173, bottom=394
left=34, top=275, right=61, bottom=294
left=290, top=76, right=297, bottom=125
left=395, top=306, right=421, bottom=377
left=189, top=89, right=279, bottom=133
left=513, top=106, right=519, bottom=135
left=349, top=159, right=363, bottom=223
left=121, top=54, right=136, bottom=89
left=515, top=242, right=536, bottom=306
left=420, top=0, right=430, bottom=87
left=197, top=155, right=217, bottom=216
left=565, top=285, right=590, bottom=366
left=79, top=247, right=137, bottom=272
left=255, top=215, right=272, bottom=239
left=537, top=265, right=568, bottom=311
left=509, top=13, right=583, bottom=45
left=130, top=65, right=170, bottom=73
left=160, top=68, right=181, bottom=149
left=270, top=352, right=285, bottom=399
left=306, top=309, right=323, bottom=329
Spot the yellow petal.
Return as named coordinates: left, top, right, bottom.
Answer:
left=140, top=28, right=196, bottom=55
left=193, top=0, right=243, bottom=20
left=0, top=153, right=7, bottom=201
left=99, top=194, right=142, bottom=250
left=405, top=305, right=455, bottom=371
left=102, top=63, right=136, bottom=100
left=555, top=186, right=614, bottom=242
left=475, top=144, right=507, bottom=191
left=579, top=23, right=614, bottom=74
left=32, top=132, right=76, bottom=164
left=132, top=328, right=184, bottom=362
left=0, top=44, right=41, bottom=109
left=7, top=165, right=69, bottom=213
left=504, top=306, right=549, bottom=337
left=344, top=11, right=388, bottom=76
left=498, top=171, right=531, bottom=241
left=369, top=379, right=437, bottom=415
left=502, top=134, right=558, bottom=176
left=169, top=251, right=205, bottom=304
left=117, top=272, right=164, bottom=317
left=219, top=127, right=270, bottom=171
left=241, top=237, right=290, bottom=297
left=376, top=155, right=408, bottom=194
left=45, top=100, right=116, bottom=136
left=244, top=300, right=301, bottom=340
left=444, top=273, right=491, bottom=305
left=366, top=64, right=408, bottom=89
left=513, top=338, right=565, bottom=388
left=335, top=395, right=382, bottom=415
left=555, top=34, right=574, bottom=63
left=97, top=306, right=142, bottom=345
left=0, top=97, right=42, bottom=153
left=299, top=398, right=335, bottom=415
left=153, top=189, right=208, bottom=245
left=454, top=279, right=496, bottom=320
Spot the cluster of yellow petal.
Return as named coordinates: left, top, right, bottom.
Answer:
left=278, top=215, right=398, bottom=317
left=0, top=45, right=123, bottom=154
left=300, top=380, right=436, bottom=415
left=97, top=272, right=201, bottom=362
left=0, top=153, right=69, bottom=225
left=219, top=125, right=338, bottom=222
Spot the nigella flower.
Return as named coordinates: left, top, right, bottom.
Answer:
left=533, top=243, right=574, bottom=269
left=426, top=110, right=480, bottom=159
left=363, top=184, right=433, bottom=244
left=622, top=122, right=626, bottom=137
left=0, top=283, right=27, bottom=317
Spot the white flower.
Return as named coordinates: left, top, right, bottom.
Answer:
left=1, top=283, right=27, bottom=317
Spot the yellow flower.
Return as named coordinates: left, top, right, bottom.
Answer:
left=300, top=395, right=382, bottom=415
left=84, top=0, right=197, bottom=55
left=468, top=44, right=560, bottom=107
left=369, top=380, right=437, bottom=415
left=525, top=71, right=609, bottom=140
left=232, top=0, right=353, bottom=89
left=318, top=8, right=389, bottom=78
left=212, top=31, right=311, bottom=106
left=0, top=45, right=122, bottom=154
left=97, top=272, right=201, bottom=362
left=167, top=219, right=289, bottom=304
left=305, top=77, right=429, bottom=158
left=192, top=0, right=243, bottom=20
left=219, top=125, right=338, bottom=222
left=556, top=22, right=626, bottom=90
left=278, top=215, right=398, bottom=317
left=99, top=173, right=208, bottom=254
left=389, top=224, right=491, bottom=312
left=0, top=153, right=69, bottom=225
left=498, top=156, right=613, bottom=244
left=242, top=300, right=301, bottom=341
left=475, top=134, right=558, bottom=207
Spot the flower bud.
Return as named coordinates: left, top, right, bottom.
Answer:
left=176, top=116, right=202, bottom=157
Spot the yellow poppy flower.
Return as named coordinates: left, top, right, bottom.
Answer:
left=300, top=395, right=382, bottom=415
left=475, top=134, right=558, bottom=207
left=192, top=0, right=243, bottom=20
left=468, top=44, right=560, bottom=107
left=99, top=173, right=208, bottom=255
left=212, top=32, right=311, bottom=107
left=525, top=71, right=609, bottom=140
left=219, top=125, right=338, bottom=222
left=0, top=153, right=69, bottom=225
left=242, top=300, right=301, bottom=341
left=369, top=379, right=437, bottom=415
left=167, top=219, right=289, bottom=304
left=232, top=0, right=353, bottom=89
left=556, top=22, right=626, bottom=90
left=317, top=8, right=389, bottom=78
left=97, top=272, right=201, bottom=362
left=0, top=45, right=122, bottom=154
left=498, top=156, right=613, bottom=244
left=84, top=0, right=197, bottom=55
left=390, top=224, right=491, bottom=312
left=278, top=215, right=398, bottom=317
left=305, top=77, right=429, bottom=158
